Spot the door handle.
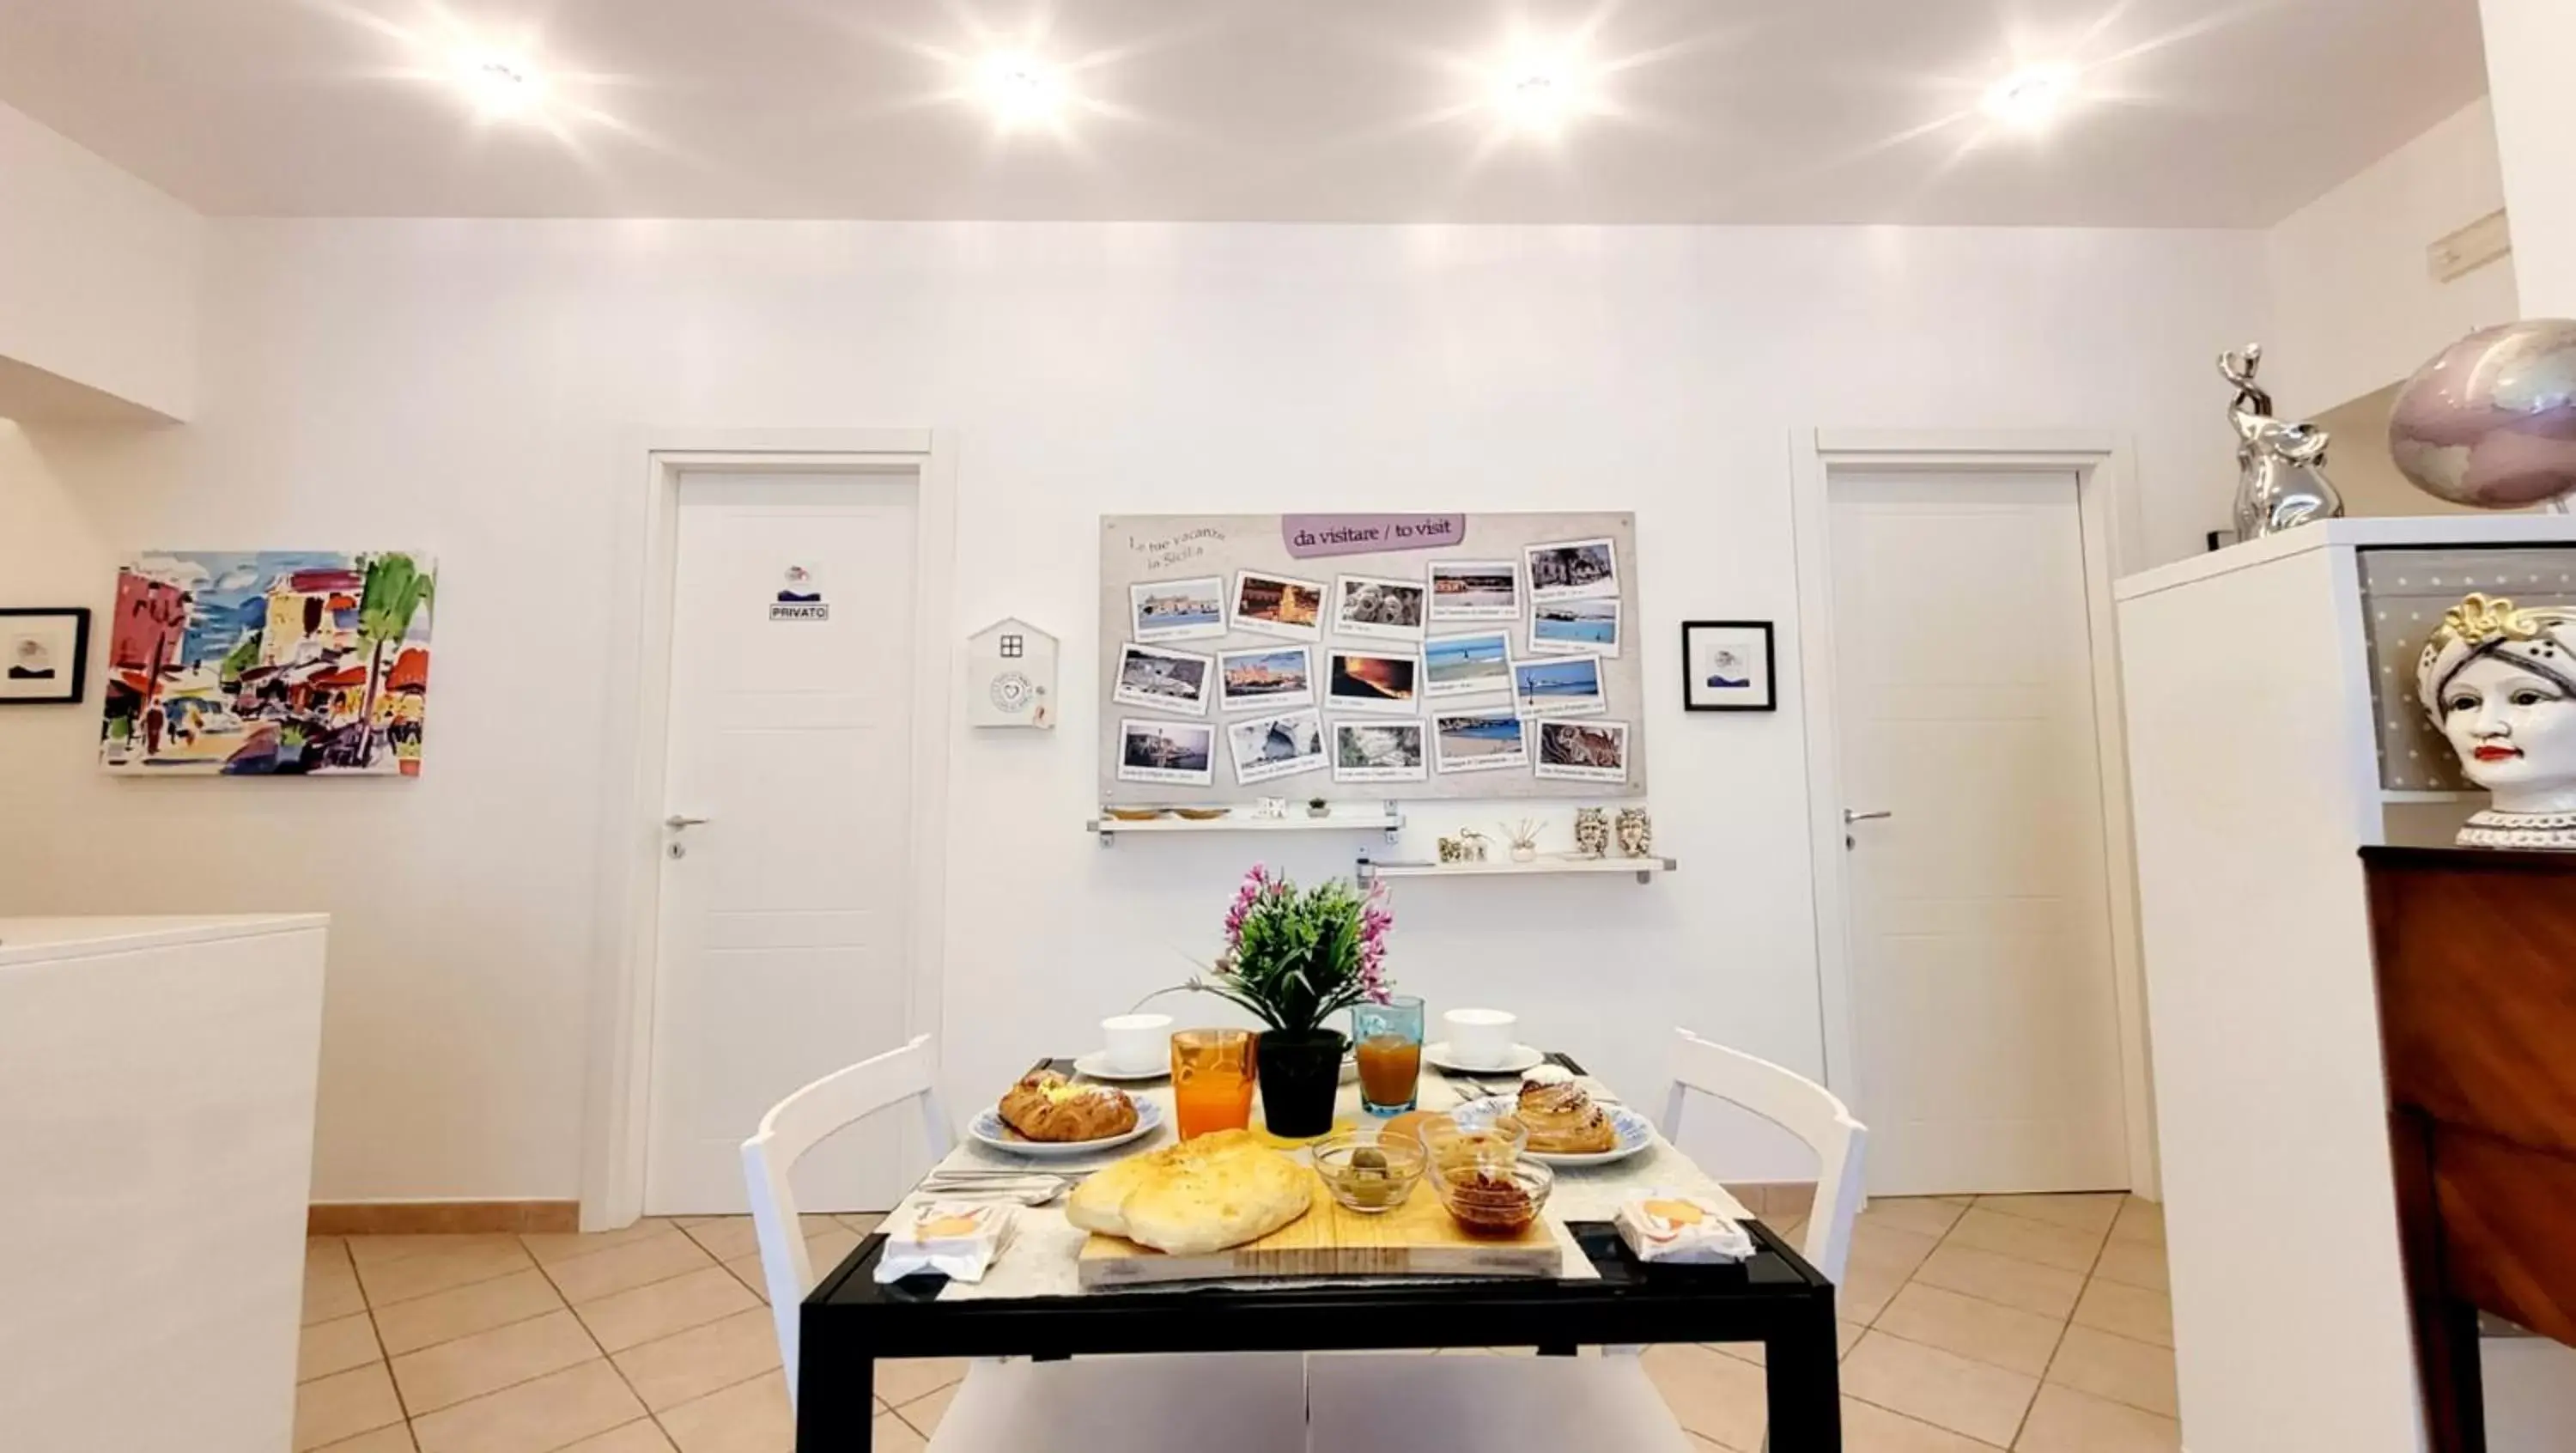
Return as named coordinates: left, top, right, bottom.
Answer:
left=664, top=814, right=710, bottom=830
left=1842, top=808, right=1893, bottom=824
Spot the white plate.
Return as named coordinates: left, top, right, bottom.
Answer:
left=1423, top=1041, right=1547, bottom=1075
left=1451, top=1096, right=1656, bottom=1166
left=1071, top=1051, right=1170, bottom=1083
left=967, top=1097, right=1165, bottom=1158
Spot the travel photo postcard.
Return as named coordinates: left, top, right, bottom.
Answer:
left=1533, top=719, right=1630, bottom=784
left=1117, top=717, right=1217, bottom=786
left=1112, top=641, right=1216, bottom=717
left=1230, top=569, right=1326, bottom=642
left=1510, top=653, right=1607, bottom=717
left=1529, top=596, right=1620, bottom=658
left=1428, top=560, right=1520, bottom=623
left=1227, top=707, right=1327, bottom=786
left=1432, top=707, right=1529, bottom=775
left=1524, top=537, right=1619, bottom=603
left=1421, top=629, right=1514, bottom=700
left=1332, top=718, right=1428, bottom=783
left=1324, top=647, right=1422, bottom=714
left=1218, top=643, right=1315, bottom=713
left=1331, top=572, right=1428, bottom=644
left=1131, top=576, right=1228, bottom=643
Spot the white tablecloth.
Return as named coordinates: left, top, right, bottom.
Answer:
left=890, top=1063, right=1754, bottom=1301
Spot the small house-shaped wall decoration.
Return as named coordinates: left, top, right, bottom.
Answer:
left=966, top=617, right=1058, bottom=729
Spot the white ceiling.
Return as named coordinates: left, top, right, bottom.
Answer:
left=0, top=0, right=2488, bottom=225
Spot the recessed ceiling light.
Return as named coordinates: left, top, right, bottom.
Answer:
left=453, top=49, right=545, bottom=120
left=1492, top=57, right=1585, bottom=132
left=1981, top=63, right=2077, bottom=129
left=978, top=52, right=1065, bottom=125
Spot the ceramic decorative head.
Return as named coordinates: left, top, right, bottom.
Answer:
left=2417, top=593, right=2576, bottom=848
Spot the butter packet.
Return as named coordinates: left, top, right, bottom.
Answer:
left=1613, top=1191, right=1754, bottom=1265
left=872, top=1201, right=1015, bottom=1285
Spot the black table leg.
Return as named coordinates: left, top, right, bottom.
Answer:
left=795, top=1352, right=874, bottom=1451
left=1763, top=1297, right=1843, bottom=1452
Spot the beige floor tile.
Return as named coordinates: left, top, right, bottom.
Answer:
left=309, top=1236, right=349, bottom=1261
left=2014, top=1382, right=2181, bottom=1452
left=576, top=1265, right=761, bottom=1353
left=520, top=1219, right=679, bottom=1267
left=1838, top=1258, right=1910, bottom=1323
left=360, top=1240, right=539, bottom=1309
left=2107, top=1198, right=2165, bottom=1247
left=803, top=1227, right=862, bottom=1277
left=391, top=1310, right=604, bottom=1414
left=1972, top=1195, right=2123, bottom=1237
left=556, top=1423, right=677, bottom=1453
left=722, top=1252, right=781, bottom=1304
left=674, top=1215, right=842, bottom=1262
left=1842, top=1332, right=2038, bottom=1448
left=658, top=1369, right=795, bottom=1453
left=295, top=1362, right=406, bottom=1452
left=1641, top=1341, right=1769, bottom=1450
left=1841, top=1395, right=2007, bottom=1452
left=1941, top=1208, right=2107, bottom=1276
left=410, top=1359, right=647, bottom=1453
left=875, top=1355, right=971, bottom=1407
left=2072, top=1278, right=2172, bottom=1348
left=1848, top=1220, right=1945, bottom=1280
left=374, top=1269, right=568, bottom=1358
left=348, top=1234, right=526, bottom=1269
left=312, top=1426, right=418, bottom=1453
left=2090, top=1240, right=2169, bottom=1293
left=545, top=1231, right=717, bottom=1305
left=841, top=1212, right=886, bottom=1235
left=2045, top=1327, right=2177, bottom=1418
left=1912, top=1245, right=2086, bottom=1321
left=1708, top=1320, right=1869, bottom=1368
left=301, top=1312, right=385, bottom=1383
left=307, top=1249, right=369, bottom=1326
left=894, top=1380, right=958, bottom=1437
left=872, top=1410, right=928, bottom=1453
left=1874, top=1285, right=2068, bottom=1378
left=615, top=1306, right=783, bottom=1412
left=1856, top=1197, right=1972, bottom=1239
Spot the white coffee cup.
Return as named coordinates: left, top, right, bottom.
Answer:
left=1101, top=1013, right=1175, bottom=1074
left=1443, top=1008, right=1519, bottom=1069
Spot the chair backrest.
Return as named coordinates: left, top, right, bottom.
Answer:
left=1659, top=1028, right=1868, bottom=1285
left=740, top=1033, right=951, bottom=1406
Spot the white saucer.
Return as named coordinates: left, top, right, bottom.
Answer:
left=1072, top=1051, right=1170, bottom=1083
left=1423, top=1041, right=1546, bottom=1075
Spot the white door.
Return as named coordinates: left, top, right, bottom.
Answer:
left=647, top=471, right=923, bottom=1214
left=1829, top=471, right=2129, bottom=1195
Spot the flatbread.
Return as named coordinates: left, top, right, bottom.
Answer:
left=1066, top=1129, right=1313, bottom=1255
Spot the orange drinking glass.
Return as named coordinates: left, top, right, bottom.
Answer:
left=1170, top=1028, right=1258, bottom=1139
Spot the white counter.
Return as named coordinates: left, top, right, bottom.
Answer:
left=0, top=914, right=328, bottom=1453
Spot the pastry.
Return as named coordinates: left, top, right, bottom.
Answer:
left=1514, top=1079, right=1619, bottom=1155
left=995, top=1072, right=1139, bottom=1143
left=1066, top=1128, right=1314, bottom=1255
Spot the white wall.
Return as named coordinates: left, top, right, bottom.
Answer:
left=2263, top=98, right=2518, bottom=420
left=0, top=220, right=2264, bottom=1201
left=0, top=100, right=201, bottom=422
left=2482, top=0, right=2576, bottom=316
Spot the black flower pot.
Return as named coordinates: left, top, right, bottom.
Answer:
left=1255, top=1030, right=1346, bottom=1138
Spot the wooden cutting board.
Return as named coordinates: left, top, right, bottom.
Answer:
left=1077, top=1173, right=1564, bottom=1288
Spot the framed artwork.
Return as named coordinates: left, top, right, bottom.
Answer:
left=1681, top=620, right=1776, bottom=712
left=0, top=607, right=91, bottom=705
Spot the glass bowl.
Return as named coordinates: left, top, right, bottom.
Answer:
left=1311, top=1128, right=1428, bottom=1214
left=1432, top=1158, right=1554, bottom=1237
left=1418, top=1113, right=1528, bottom=1185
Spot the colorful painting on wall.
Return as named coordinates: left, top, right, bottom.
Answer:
left=100, top=550, right=437, bottom=776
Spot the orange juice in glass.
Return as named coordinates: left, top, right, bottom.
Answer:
left=1171, top=1028, right=1257, bottom=1139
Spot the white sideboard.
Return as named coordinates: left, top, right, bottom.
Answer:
left=0, top=915, right=328, bottom=1453
left=2117, top=517, right=2576, bottom=1453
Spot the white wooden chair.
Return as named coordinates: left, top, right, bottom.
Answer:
left=740, top=1032, right=952, bottom=1407
left=1661, top=1027, right=1868, bottom=1285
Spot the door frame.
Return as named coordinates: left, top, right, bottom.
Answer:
left=581, top=428, right=957, bottom=1229
left=1789, top=427, right=2159, bottom=1197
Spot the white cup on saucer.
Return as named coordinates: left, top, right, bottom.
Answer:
left=1443, top=1008, right=1518, bottom=1069
left=1101, top=1013, right=1174, bottom=1075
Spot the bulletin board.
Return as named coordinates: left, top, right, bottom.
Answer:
left=1097, top=512, right=1645, bottom=805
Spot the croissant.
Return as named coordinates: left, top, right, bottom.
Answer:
left=997, top=1073, right=1139, bottom=1143
left=1515, top=1079, right=1618, bottom=1155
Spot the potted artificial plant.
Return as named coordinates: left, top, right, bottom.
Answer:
left=1185, top=865, right=1393, bottom=1137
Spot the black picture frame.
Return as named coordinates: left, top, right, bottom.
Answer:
left=0, top=607, right=91, bottom=705
left=1680, top=619, right=1776, bottom=713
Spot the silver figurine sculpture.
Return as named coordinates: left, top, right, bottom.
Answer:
left=2221, top=345, right=2342, bottom=539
